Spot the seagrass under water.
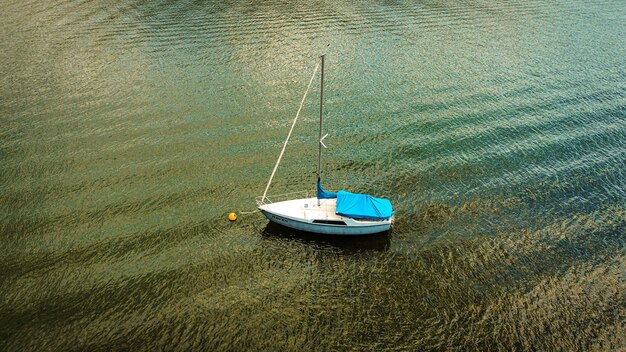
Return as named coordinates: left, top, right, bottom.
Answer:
left=1, top=0, right=625, bottom=350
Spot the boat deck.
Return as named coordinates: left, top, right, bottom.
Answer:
left=259, top=197, right=391, bottom=224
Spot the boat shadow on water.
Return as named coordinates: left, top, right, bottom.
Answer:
left=260, top=222, right=391, bottom=254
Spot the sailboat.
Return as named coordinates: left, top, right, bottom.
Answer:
left=256, top=55, right=394, bottom=235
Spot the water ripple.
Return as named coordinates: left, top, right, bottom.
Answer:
left=1, top=0, right=625, bottom=350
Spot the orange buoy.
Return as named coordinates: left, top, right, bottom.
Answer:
left=228, top=212, right=237, bottom=222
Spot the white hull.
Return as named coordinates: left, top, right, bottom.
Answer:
left=258, top=197, right=392, bottom=235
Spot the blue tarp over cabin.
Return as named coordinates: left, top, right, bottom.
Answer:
left=335, top=190, right=393, bottom=221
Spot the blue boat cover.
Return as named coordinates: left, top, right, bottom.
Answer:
left=317, top=180, right=337, bottom=199
left=336, top=190, right=394, bottom=220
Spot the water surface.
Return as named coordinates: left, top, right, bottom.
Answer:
left=1, top=0, right=625, bottom=350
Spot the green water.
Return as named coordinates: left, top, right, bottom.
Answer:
left=1, top=0, right=625, bottom=350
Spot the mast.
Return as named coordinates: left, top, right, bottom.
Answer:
left=317, top=55, right=324, bottom=189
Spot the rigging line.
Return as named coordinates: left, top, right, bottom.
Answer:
left=260, top=62, right=320, bottom=204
